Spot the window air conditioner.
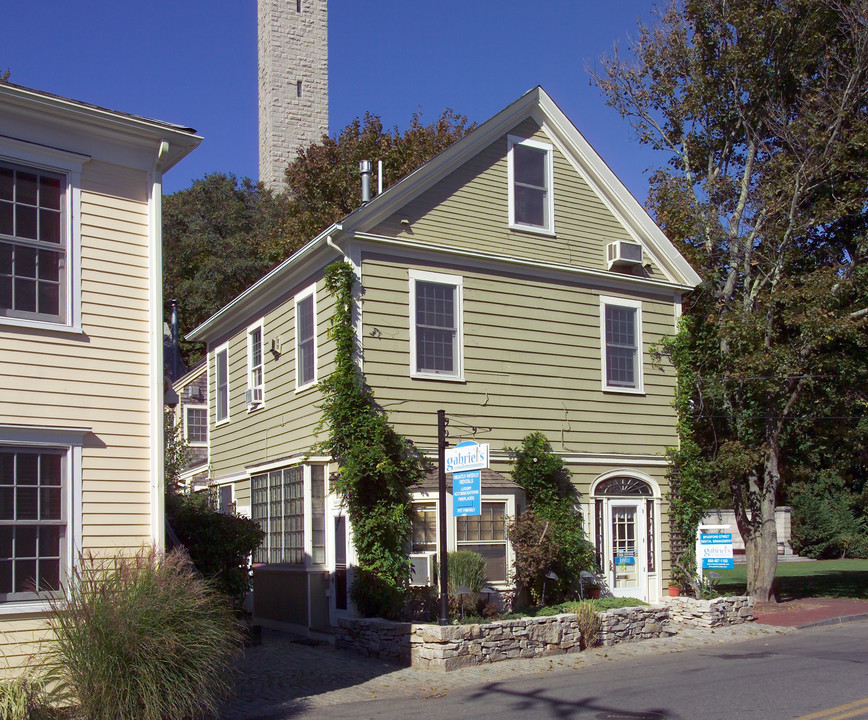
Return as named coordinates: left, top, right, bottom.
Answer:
left=409, top=552, right=435, bottom=587
left=607, top=240, right=644, bottom=270
left=245, top=387, right=263, bottom=405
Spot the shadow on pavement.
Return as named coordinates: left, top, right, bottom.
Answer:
left=465, top=681, right=673, bottom=720
left=218, top=629, right=409, bottom=720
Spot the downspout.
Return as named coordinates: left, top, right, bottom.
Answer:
left=149, top=140, right=170, bottom=550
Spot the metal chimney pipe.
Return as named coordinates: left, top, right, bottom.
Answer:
left=359, top=160, right=372, bottom=204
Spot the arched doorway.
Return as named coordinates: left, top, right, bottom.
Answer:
left=591, top=474, right=659, bottom=602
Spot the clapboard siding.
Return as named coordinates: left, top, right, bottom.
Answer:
left=1, top=158, right=157, bottom=669
left=371, top=118, right=664, bottom=277
left=360, top=256, right=677, bottom=456
left=208, top=273, right=337, bottom=478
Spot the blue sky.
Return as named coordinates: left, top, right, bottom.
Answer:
left=2, top=1, right=661, bottom=200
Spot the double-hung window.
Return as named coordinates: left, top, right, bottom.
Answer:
left=409, top=270, right=463, bottom=381
left=600, top=296, right=644, bottom=393
left=295, top=286, right=316, bottom=390
left=215, top=344, right=230, bottom=423
left=508, top=135, right=554, bottom=234
left=0, top=446, right=67, bottom=603
left=246, top=321, right=264, bottom=407
left=0, top=162, right=67, bottom=324
left=184, top=406, right=208, bottom=446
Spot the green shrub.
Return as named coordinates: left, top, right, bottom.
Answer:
left=166, top=490, right=264, bottom=611
left=508, top=509, right=561, bottom=604
left=43, top=548, right=243, bottom=720
left=349, top=568, right=405, bottom=619
left=509, top=433, right=596, bottom=603
left=790, top=474, right=868, bottom=559
left=447, top=550, right=486, bottom=595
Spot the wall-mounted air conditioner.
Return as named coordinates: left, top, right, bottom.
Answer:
left=409, top=552, right=435, bottom=587
left=245, top=387, right=263, bottom=405
left=607, top=240, right=644, bottom=270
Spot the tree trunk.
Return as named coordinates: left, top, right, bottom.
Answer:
left=744, top=446, right=781, bottom=602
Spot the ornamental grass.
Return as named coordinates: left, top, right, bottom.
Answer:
left=43, top=548, right=243, bottom=720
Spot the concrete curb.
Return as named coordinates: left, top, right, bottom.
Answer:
left=797, top=613, right=868, bottom=630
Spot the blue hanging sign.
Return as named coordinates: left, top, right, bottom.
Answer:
left=453, top=469, right=481, bottom=516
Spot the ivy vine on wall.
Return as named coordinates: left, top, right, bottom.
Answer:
left=315, top=260, right=427, bottom=598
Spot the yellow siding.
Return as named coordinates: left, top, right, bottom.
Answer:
left=208, top=274, right=337, bottom=478
left=0, top=159, right=155, bottom=667
left=371, top=118, right=664, bottom=277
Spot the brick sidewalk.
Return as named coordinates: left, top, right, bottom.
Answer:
left=753, top=597, right=868, bottom=628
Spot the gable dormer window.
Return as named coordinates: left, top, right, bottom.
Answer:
left=508, top=135, right=554, bottom=235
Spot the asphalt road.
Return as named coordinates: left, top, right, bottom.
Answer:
left=297, top=621, right=868, bottom=720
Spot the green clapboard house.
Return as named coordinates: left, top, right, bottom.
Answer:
left=187, top=86, right=701, bottom=633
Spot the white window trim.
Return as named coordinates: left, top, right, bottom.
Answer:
left=246, top=319, right=265, bottom=409
left=0, top=141, right=86, bottom=334
left=294, top=284, right=317, bottom=392
left=507, top=134, right=555, bottom=236
left=214, top=342, right=230, bottom=425
left=599, top=295, right=645, bottom=395
left=183, top=404, right=208, bottom=447
left=409, top=269, right=465, bottom=382
left=0, top=425, right=85, bottom=615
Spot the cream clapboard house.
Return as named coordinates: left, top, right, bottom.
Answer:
left=188, top=87, right=700, bottom=631
left=0, top=83, right=200, bottom=670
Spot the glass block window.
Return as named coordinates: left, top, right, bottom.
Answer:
left=0, top=163, right=66, bottom=323
left=457, top=502, right=507, bottom=583
left=0, top=448, right=66, bottom=601
left=415, top=281, right=458, bottom=375
left=310, top=465, right=326, bottom=565
left=250, top=465, right=306, bottom=565
left=296, top=292, right=316, bottom=387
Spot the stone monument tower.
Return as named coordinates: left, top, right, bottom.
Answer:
left=258, top=0, right=328, bottom=189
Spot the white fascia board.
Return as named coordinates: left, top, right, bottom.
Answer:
left=338, top=87, right=544, bottom=235
left=0, top=85, right=201, bottom=171
left=353, top=232, right=694, bottom=298
left=534, top=92, right=701, bottom=288
left=187, top=224, right=344, bottom=343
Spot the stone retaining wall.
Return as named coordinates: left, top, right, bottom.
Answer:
left=337, top=614, right=584, bottom=671
left=336, top=597, right=751, bottom=671
left=599, top=605, right=674, bottom=646
left=668, top=596, right=753, bottom=628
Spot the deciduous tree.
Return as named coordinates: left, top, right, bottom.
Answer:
left=593, top=0, right=868, bottom=600
left=163, top=111, right=473, bottom=364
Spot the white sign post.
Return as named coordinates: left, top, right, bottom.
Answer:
left=696, top=524, right=734, bottom=586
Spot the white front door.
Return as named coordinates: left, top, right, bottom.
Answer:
left=606, top=500, right=647, bottom=601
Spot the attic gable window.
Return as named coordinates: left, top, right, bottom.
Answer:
left=508, top=135, right=554, bottom=235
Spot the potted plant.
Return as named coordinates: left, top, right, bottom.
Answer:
left=668, top=583, right=681, bottom=597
